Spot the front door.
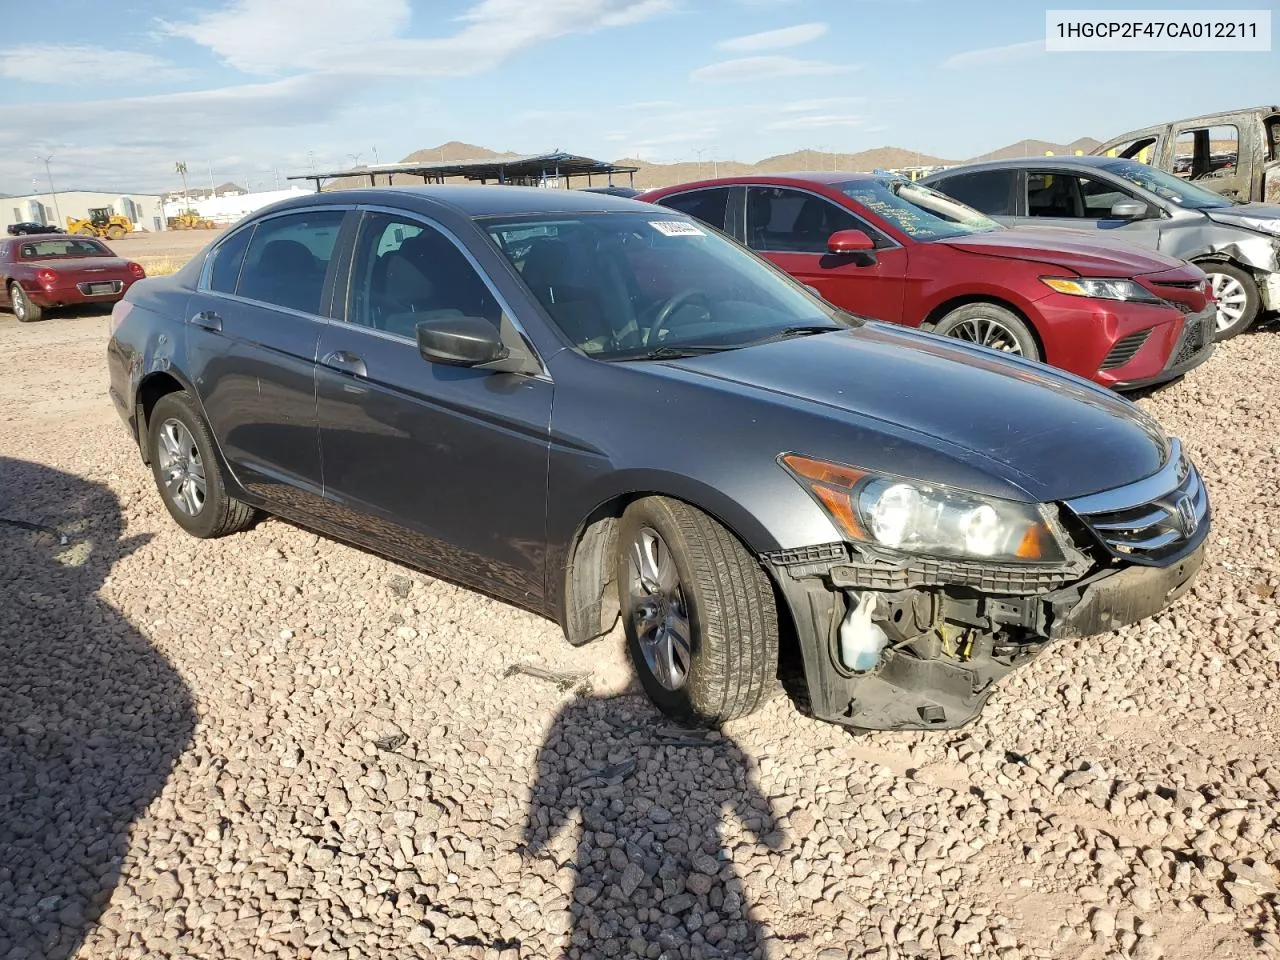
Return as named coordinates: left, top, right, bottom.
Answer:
left=1169, top=119, right=1251, bottom=201
left=1012, top=169, right=1164, bottom=251
left=184, top=208, right=347, bottom=506
left=743, top=185, right=908, bottom=322
left=314, top=211, right=553, bottom=606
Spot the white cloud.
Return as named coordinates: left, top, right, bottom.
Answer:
left=0, top=45, right=191, bottom=85
left=160, top=0, right=411, bottom=75
left=767, top=114, right=867, bottom=131
left=692, top=56, right=859, bottom=82
left=717, top=22, right=827, bottom=52
left=162, top=0, right=676, bottom=78
left=778, top=96, right=863, bottom=113
left=941, top=39, right=1043, bottom=70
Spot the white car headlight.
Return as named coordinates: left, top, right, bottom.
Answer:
left=1041, top=277, right=1163, bottom=303
left=781, top=454, right=1068, bottom=563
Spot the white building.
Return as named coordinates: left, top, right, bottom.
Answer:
left=3, top=190, right=166, bottom=233
left=162, top=187, right=313, bottom=226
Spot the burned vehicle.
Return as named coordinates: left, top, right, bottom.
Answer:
left=922, top=155, right=1280, bottom=339
left=1092, top=105, right=1279, bottom=206
left=108, top=187, right=1208, bottom=732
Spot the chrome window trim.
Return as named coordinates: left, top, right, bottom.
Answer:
left=1065, top=439, right=1187, bottom=514
left=349, top=204, right=550, bottom=380
left=742, top=183, right=904, bottom=253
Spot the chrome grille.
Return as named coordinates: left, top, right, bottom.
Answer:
left=1100, top=329, right=1151, bottom=370
left=1066, top=439, right=1209, bottom=565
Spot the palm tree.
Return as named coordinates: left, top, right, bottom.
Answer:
left=175, top=161, right=189, bottom=203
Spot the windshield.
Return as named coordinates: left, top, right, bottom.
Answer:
left=482, top=212, right=847, bottom=360
left=838, top=177, right=1002, bottom=241
left=18, top=238, right=110, bottom=259
left=1098, top=159, right=1234, bottom=209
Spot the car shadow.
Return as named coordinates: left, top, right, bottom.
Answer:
left=520, top=694, right=788, bottom=959
left=0, top=456, right=195, bottom=959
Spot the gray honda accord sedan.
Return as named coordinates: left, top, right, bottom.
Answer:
left=107, top=187, right=1210, bottom=731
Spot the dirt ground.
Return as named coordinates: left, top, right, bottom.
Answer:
left=1, top=303, right=1278, bottom=960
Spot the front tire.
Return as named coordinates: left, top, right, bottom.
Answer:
left=1201, top=263, right=1259, bottom=341
left=932, top=302, right=1041, bottom=361
left=9, top=283, right=42, bottom=322
left=147, top=392, right=257, bottom=538
left=616, top=497, right=778, bottom=725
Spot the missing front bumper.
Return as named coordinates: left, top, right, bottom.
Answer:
left=765, top=542, right=1206, bottom=731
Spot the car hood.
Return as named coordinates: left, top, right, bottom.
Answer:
left=661, top=324, right=1170, bottom=503
left=1205, top=202, right=1280, bottom=226
left=935, top=227, right=1185, bottom=277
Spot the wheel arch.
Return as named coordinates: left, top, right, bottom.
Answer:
left=920, top=294, right=1047, bottom=361
left=558, top=482, right=796, bottom=651
left=135, top=370, right=192, bottom=463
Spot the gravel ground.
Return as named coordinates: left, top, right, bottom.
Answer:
left=1, top=309, right=1278, bottom=960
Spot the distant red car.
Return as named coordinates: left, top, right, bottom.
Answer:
left=0, top=235, right=145, bottom=323
left=640, top=173, right=1216, bottom=389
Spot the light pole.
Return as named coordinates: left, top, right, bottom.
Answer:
left=372, top=146, right=380, bottom=164
left=35, top=154, right=62, bottom=227
left=347, top=152, right=362, bottom=167
left=693, top=147, right=706, bottom=179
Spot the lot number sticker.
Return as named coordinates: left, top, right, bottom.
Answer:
left=650, top=220, right=705, bottom=237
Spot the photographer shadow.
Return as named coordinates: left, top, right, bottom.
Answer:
left=0, top=456, right=195, bottom=959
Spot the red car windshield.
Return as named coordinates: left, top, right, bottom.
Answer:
left=838, top=177, right=1002, bottom=241
left=19, top=238, right=109, bottom=259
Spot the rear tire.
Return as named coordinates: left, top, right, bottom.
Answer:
left=616, top=497, right=778, bottom=726
left=147, top=392, right=257, bottom=538
left=9, top=283, right=42, bottom=323
left=106, top=224, right=127, bottom=240
left=932, top=302, right=1041, bottom=361
left=1201, top=263, right=1259, bottom=341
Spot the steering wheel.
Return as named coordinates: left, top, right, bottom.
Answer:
left=645, top=289, right=710, bottom=346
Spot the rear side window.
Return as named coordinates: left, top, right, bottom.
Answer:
left=208, top=227, right=253, bottom=294
left=656, top=188, right=733, bottom=231
left=236, top=211, right=344, bottom=314
left=933, top=170, right=1016, bottom=216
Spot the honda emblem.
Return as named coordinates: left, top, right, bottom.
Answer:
left=1174, top=494, right=1198, bottom=537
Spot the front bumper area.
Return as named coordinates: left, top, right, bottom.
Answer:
left=1110, top=305, right=1216, bottom=391
left=762, top=539, right=1205, bottom=731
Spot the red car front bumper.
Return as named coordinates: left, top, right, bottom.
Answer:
left=1034, top=294, right=1216, bottom=390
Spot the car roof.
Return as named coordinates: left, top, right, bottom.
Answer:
left=646, top=172, right=875, bottom=193
left=276, top=184, right=655, bottom=218
left=925, top=156, right=1126, bottom=177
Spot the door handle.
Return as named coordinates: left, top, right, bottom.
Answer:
left=191, top=310, right=222, bottom=331
left=321, top=350, right=367, bottom=378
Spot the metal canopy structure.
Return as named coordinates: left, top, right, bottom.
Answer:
left=289, top=152, right=639, bottom=193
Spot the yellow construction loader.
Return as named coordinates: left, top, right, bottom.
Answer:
left=66, top=207, right=134, bottom=240
left=166, top=210, right=218, bottom=230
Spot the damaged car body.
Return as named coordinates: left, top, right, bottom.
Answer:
left=922, top=155, right=1280, bottom=339
left=108, top=187, right=1210, bottom=734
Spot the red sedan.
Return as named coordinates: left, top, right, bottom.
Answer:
left=640, top=173, right=1216, bottom=389
left=1, top=235, right=145, bottom=323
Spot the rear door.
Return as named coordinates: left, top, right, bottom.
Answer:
left=184, top=208, right=348, bottom=508
left=313, top=209, right=553, bottom=607
left=743, top=185, right=908, bottom=322
left=651, top=186, right=744, bottom=240
left=1011, top=168, right=1164, bottom=250
left=1168, top=119, right=1250, bottom=201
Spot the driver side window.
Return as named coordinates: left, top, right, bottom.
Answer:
left=745, top=186, right=869, bottom=254
left=348, top=213, right=502, bottom=340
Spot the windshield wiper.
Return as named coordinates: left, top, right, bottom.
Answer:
left=740, top=324, right=841, bottom=347
left=621, top=344, right=736, bottom=361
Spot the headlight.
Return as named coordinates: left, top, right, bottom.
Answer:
left=1041, top=277, right=1162, bottom=303
left=780, top=454, right=1067, bottom=563
left=1235, top=217, right=1280, bottom=238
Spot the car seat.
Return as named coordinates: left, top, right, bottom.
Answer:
left=519, top=236, right=616, bottom=351
left=244, top=239, right=322, bottom=313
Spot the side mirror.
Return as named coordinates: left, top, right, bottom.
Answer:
left=1109, top=199, right=1148, bottom=220
left=416, top=314, right=508, bottom=367
left=828, top=229, right=876, bottom=254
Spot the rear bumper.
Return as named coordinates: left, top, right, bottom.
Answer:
left=26, top=277, right=134, bottom=307
left=763, top=539, right=1206, bottom=732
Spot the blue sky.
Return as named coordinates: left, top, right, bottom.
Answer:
left=1, top=0, right=1276, bottom=195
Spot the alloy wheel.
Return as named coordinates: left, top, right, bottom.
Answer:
left=626, top=526, right=692, bottom=691
left=945, top=316, right=1024, bottom=354
left=156, top=418, right=207, bottom=516
left=1207, top=272, right=1248, bottom=332
left=11, top=286, right=27, bottom=321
